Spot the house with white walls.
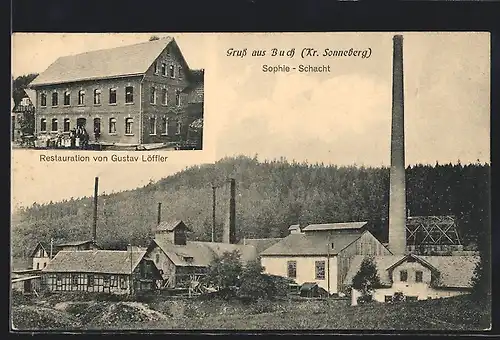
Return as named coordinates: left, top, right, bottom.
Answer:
left=343, top=253, right=479, bottom=302
left=259, top=222, right=392, bottom=295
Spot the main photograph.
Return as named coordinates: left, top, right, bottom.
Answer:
left=12, top=33, right=205, bottom=151
left=10, top=32, right=490, bottom=331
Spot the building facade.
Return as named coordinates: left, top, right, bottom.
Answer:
left=12, top=89, right=36, bottom=141
left=41, top=249, right=162, bottom=294
left=29, top=37, right=204, bottom=148
left=344, top=253, right=479, bottom=302
left=260, top=222, right=392, bottom=295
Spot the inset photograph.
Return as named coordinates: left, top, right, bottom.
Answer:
left=12, top=34, right=205, bottom=151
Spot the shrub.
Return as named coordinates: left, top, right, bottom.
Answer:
left=351, top=256, right=381, bottom=303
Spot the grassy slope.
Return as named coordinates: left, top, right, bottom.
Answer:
left=33, top=294, right=486, bottom=331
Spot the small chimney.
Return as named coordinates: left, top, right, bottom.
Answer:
left=223, top=178, right=236, bottom=244
left=157, top=202, right=162, bottom=225
left=92, top=177, right=98, bottom=243
left=388, top=34, right=407, bottom=255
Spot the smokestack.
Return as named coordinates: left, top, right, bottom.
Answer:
left=157, top=202, right=162, bottom=225
left=388, top=35, right=407, bottom=255
left=92, top=177, right=98, bottom=243
left=223, top=178, right=236, bottom=244
left=212, top=184, right=216, bottom=243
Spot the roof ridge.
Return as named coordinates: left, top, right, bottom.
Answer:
left=60, top=37, right=173, bottom=59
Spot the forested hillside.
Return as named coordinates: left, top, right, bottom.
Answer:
left=11, top=156, right=490, bottom=258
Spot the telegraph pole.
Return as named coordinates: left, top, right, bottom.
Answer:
left=211, top=184, right=217, bottom=242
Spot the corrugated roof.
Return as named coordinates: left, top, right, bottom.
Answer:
left=260, top=232, right=364, bottom=256
left=42, top=250, right=146, bottom=274
left=156, top=220, right=191, bottom=232
left=343, top=254, right=479, bottom=289
left=153, top=239, right=258, bottom=267
left=30, top=38, right=174, bottom=86
left=303, top=221, right=367, bottom=232
left=238, top=238, right=283, bottom=254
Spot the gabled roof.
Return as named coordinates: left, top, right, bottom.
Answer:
left=29, top=38, right=174, bottom=86
left=42, top=250, right=146, bottom=274
left=303, top=221, right=367, bottom=232
left=238, top=238, right=283, bottom=254
left=30, top=242, right=51, bottom=258
left=156, top=220, right=191, bottom=232
left=260, top=231, right=366, bottom=256
left=151, top=239, right=258, bottom=267
left=343, top=254, right=480, bottom=289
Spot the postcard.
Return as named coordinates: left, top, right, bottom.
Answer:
left=10, top=32, right=491, bottom=332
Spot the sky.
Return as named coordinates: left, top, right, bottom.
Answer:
left=11, top=32, right=490, bottom=209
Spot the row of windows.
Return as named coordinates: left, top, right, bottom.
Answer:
left=287, top=260, right=326, bottom=280
left=40, top=116, right=182, bottom=135
left=150, top=87, right=182, bottom=106
left=53, top=274, right=128, bottom=289
left=399, top=270, right=423, bottom=283
left=41, top=86, right=135, bottom=107
left=154, top=62, right=182, bottom=79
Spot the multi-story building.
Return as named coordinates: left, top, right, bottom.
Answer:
left=28, top=37, right=204, bottom=148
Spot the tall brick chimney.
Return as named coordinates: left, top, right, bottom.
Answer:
left=223, top=178, right=236, bottom=244
left=92, top=177, right=98, bottom=243
left=388, top=34, right=407, bottom=255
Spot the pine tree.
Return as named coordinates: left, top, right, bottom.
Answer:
left=351, top=256, right=381, bottom=301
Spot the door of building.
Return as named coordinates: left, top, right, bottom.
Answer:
left=76, top=118, right=87, bottom=129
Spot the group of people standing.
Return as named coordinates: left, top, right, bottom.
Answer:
left=69, top=126, right=90, bottom=149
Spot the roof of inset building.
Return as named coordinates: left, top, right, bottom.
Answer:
left=30, top=38, right=177, bottom=86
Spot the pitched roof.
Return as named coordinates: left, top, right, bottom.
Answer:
left=156, top=220, right=191, bottom=232
left=343, top=254, right=479, bottom=289
left=30, top=38, right=174, bottom=86
left=30, top=242, right=50, bottom=258
left=152, top=239, right=258, bottom=267
left=303, top=221, right=367, bottom=232
left=260, top=231, right=364, bottom=256
left=42, top=250, right=146, bottom=274
left=238, top=238, right=283, bottom=254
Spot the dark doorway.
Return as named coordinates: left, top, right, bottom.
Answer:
left=93, top=118, right=101, bottom=141
left=77, top=118, right=87, bottom=128
left=23, top=280, right=32, bottom=294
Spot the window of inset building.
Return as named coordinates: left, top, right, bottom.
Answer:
left=109, top=88, right=117, bottom=104
left=64, top=91, right=70, bottom=105
left=150, top=87, right=156, bottom=104
left=125, top=118, right=133, bottom=135
left=162, top=116, right=169, bottom=135
left=169, top=65, right=175, bottom=78
left=94, top=89, right=101, bottom=105
left=162, top=88, right=167, bottom=105
left=41, top=93, right=47, bottom=107
left=109, top=118, right=116, bottom=134
left=125, top=86, right=134, bottom=103
left=40, top=118, right=47, bottom=132
left=51, top=118, right=58, bottom=132
left=78, top=90, right=85, bottom=105
left=175, top=90, right=181, bottom=106
left=161, top=63, right=166, bottom=76
left=176, top=121, right=182, bottom=135
left=64, top=118, right=70, bottom=132
left=52, top=92, right=58, bottom=106
left=149, top=116, right=156, bottom=135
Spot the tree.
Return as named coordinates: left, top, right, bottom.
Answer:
left=12, top=73, right=38, bottom=107
left=351, top=256, right=381, bottom=302
left=205, top=250, right=242, bottom=290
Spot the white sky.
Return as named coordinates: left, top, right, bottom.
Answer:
left=11, top=32, right=490, bottom=210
